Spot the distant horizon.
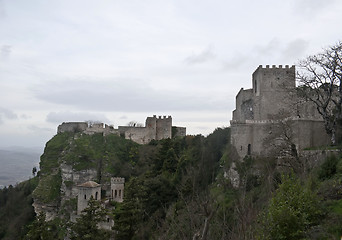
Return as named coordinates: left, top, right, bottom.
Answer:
left=1, top=0, right=342, bottom=150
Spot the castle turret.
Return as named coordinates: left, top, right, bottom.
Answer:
left=77, top=181, right=101, bottom=215
left=111, top=177, right=125, bottom=202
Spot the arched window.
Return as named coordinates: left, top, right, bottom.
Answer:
left=247, top=144, right=251, bottom=155
left=115, top=190, right=117, bottom=198
left=95, top=191, right=98, bottom=200
left=84, top=194, right=87, bottom=200
left=111, top=189, right=114, bottom=199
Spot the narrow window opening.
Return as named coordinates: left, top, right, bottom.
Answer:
left=247, top=144, right=251, bottom=155
left=119, top=189, right=121, bottom=197
left=84, top=194, right=87, bottom=200
left=95, top=191, right=98, bottom=200
left=115, top=190, right=117, bottom=198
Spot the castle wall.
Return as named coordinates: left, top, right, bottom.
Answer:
left=233, top=89, right=254, bottom=121
left=173, top=127, right=186, bottom=138
left=58, top=122, right=88, bottom=133
left=57, top=115, right=185, bottom=145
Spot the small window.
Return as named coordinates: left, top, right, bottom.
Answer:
left=119, top=189, right=121, bottom=197
left=115, top=190, right=117, bottom=198
left=111, top=189, right=114, bottom=199
left=95, top=191, right=98, bottom=200
left=84, top=194, right=87, bottom=200
left=247, top=144, right=251, bottom=155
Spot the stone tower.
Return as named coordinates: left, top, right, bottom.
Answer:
left=77, top=181, right=101, bottom=215
left=111, top=177, right=125, bottom=202
left=231, top=65, right=330, bottom=160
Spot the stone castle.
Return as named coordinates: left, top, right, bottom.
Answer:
left=230, top=65, right=330, bottom=160
left=76, top=178, right=125, bottom=230
left=57, top=115, right=186, bottom=144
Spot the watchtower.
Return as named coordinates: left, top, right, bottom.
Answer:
left=77, top=181, right=101, bottom=215
left=111, top=177, right=125, bottom=202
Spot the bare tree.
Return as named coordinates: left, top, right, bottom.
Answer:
left=127, top=121, right=143, bottom=127
left=297, top=41, right=342, bottom=145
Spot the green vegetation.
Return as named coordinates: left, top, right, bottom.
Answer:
left=7, top=125, right=342, bottom=240
left=70, top=197, right=111, bottom=240
left=0, top=177, right=38, bottom=240
left=33, top=169, right=62, bottom=203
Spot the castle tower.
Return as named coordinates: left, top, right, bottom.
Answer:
left=156, top=116, right=172, bottom=140
left=252, top=65, right=296, bottom=120
left=111, top=177, right=125, bottom=202
left=77, top=181, right=101, bottom=215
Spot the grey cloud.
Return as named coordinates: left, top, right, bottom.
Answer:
left=0, top=108, right=17, bottom=124
left=185, top=47, right=216, bottom=65
left=222, top=53, right=248, bottom=70
left=281, top=39, right=309, bottom=61
left=32, top=78, right=226, bottom=112
left=46, top=111, right=110, bottom=123
left=254, top=39, right=281, bottom=58
left=0, top=45, right=11, bottom=61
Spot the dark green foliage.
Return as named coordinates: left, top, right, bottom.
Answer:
left=257, top=174, right=322, bottom=240
left=113, top=177, right=146, bottom=240
left=0, top=177, right=38, bottom=240
left=24, top=212, right=56, bottom=240
left=70, top=197, right=110, bottom=240
left=318, top=154, right=339, bottom=180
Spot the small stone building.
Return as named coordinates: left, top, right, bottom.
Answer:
left=77, top=181, right=101, bottom=215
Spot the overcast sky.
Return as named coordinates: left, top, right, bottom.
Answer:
left=0, top=0, right=341, bottom=151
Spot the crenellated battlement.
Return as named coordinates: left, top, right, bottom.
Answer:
left=257, top=64, right=295, bottom=69
left=111, top=177, right=125, bottom=184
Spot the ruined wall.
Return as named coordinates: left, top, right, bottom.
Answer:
left=58, top=122, right=88, bottom=133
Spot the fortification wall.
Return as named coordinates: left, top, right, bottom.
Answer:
left=173, top=127, right=186, bottom=137
left=58, top=122, right=88, bottom=133
left=57, top=115, right=185, bottom=144
left=233, top=89, right=254, bottom=121
left=122, top=127, right=151, bottom=144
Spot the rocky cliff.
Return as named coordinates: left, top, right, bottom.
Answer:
left=32, top=132, right=141, bottom=221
